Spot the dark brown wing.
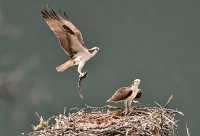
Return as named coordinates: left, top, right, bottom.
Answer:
left=109, top=87, right=132, bottom=101
left=41, top=9, right=86, bottom=57
left=56, top=10, right=85, bottom=46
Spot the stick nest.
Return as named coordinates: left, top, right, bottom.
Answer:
left=27, top=104, right=182, bottom=136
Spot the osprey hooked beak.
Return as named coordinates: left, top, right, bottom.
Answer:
left=95, top=46, right=100, bottom=51
left=88, top=46, right=100, bottom=54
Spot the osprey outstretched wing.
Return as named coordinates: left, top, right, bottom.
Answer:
left=41, top=9, right=100, bottom=98
left=41, top=9, right=86, bottom=57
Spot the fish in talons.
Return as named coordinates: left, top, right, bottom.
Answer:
left=77, top=72, right=87, bottom=99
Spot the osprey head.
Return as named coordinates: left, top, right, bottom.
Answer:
left=132, top=79, right=141, bottom=86
left=88, top=46, right=100, bottom=55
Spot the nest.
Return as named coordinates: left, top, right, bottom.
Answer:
left=26, top=103, right=183, bottom=136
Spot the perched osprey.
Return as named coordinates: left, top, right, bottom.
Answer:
left=107, top=79, right=142, bottom=114
left=41, top=9, right=100, bottom=98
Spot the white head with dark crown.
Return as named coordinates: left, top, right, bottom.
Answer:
left=88, top=46, right=100, bottom=56
left=132, top=79, right=141, bottom=87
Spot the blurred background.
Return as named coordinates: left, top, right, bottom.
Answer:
left=0, top=0, right=199, bottom=135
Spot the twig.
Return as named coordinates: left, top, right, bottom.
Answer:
left=164, top=94, right=174, bottom=108
left=186, top=124, right=191, bottom=136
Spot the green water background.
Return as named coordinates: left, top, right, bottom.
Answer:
left=0, top=0, right=199, bottom=135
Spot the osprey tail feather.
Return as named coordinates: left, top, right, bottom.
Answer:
left=56, top=59, right=75, bottom=72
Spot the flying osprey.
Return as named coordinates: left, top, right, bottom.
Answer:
left=41, top=9, right=100, bottom=98
left=107, top=79, right=142, bottom=114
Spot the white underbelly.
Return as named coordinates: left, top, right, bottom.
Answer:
left=74, top=52, right=91, bottom=64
